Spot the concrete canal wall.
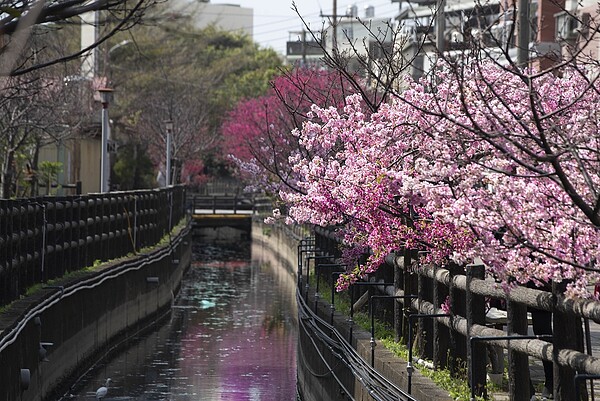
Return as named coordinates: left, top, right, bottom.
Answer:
left=253, top=221, right=451, bottom=401
left=0, top=224, right=192, bottom=401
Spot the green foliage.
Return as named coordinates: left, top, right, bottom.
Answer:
left=110, top=20, right=282, bottom=180
left=38, top=161, right=62, bottom=195
left=112, top=142, right=155, bottom=190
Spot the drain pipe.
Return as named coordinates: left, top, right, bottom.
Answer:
left=407, top=313, right=450, bottom=394
left=469, top=335, right=552, bottom=401
left=370, top=295, right=418, bottom=368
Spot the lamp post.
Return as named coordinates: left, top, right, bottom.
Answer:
left=164, top=120, right=173, bottom=187
left=98, top=87, right=113, bottom=193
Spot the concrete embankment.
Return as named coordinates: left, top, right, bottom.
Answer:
left=252, top=222, right=451, bottom=401
left=0, top=224, right=192, bottom=401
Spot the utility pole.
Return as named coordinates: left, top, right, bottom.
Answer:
left=333, top=0, right=338, bottom=52
left=517, top=0, right=530, bottom=66
left=320, top=0, right=338, bottom=53
left=436, top=0, right=446, bottom=53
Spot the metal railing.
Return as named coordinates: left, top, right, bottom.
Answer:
left=188, top=194, right=254, bottom=215
left=311, top=227, right=600, bottom=401
left=0, top=186, right=186, bottom=307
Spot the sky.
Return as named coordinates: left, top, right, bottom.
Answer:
left=212, top=0, right=402, bottom=54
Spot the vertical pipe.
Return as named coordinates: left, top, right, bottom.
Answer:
left=100, top=104, right=109, bottom=193
left=349, top=284, right=354, bottom=343
left=436, top=0, right=446, bottom=53
left=332, top=0, right=337, bottom=52
left=166, top=129, right=172, bottom=187
left=370, top=296, right=376, bottom=367
left=517, top=0, right=529, bottom=66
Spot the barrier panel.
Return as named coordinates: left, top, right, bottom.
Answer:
left=0, top=186, right=186, bottom=308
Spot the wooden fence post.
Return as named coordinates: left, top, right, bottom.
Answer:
left=507, top=291, right=530, bottom=401
left=466, top=264, right=486, bottom=398
left=448, top=263, right=467, bottom=377
left=417, top=263, right=434, bottom=359
left=552, top=281, right=586, bottom=400
left=433, top=264, right=449, bottom=369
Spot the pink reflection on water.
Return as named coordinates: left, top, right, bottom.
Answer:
left=178, top=259, right=297, bottom=401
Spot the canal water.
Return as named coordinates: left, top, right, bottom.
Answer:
left=59, top=229, right=298, bottom=400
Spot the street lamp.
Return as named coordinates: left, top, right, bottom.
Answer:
left=164, top=120, right=173, bottom=187
left=98, top=87, right=113, bottom=193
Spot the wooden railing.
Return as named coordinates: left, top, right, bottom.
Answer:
left=0, top=186, right=187, bottom=307
left=312, top=227, right=600, bottom=401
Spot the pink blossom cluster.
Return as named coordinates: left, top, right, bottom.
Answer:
left=278, top=62, right=600, bottom=297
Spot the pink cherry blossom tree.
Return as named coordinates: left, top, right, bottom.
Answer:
left=279, top=60, right=600, bottom=299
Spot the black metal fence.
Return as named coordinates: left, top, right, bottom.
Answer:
left=0, top=186, right=187, bottom=307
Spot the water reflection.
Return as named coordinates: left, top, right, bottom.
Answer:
left=60, top=231, right=297, bottom=401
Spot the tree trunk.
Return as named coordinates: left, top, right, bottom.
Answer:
left=1, top=149, right=15, bottom=199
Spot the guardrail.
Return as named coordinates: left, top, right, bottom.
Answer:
left=0, top=186, right=186, bottom=307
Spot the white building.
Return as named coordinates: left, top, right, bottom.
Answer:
left=326, top=5, right=396, bottom=59
left=286, top=5, right=397, bottom=69
left=170, top=1, right=253, bottom=37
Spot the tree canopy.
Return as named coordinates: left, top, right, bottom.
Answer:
left=109, top=22, right=282, bottom=189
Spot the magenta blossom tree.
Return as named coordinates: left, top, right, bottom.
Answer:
left=222, top=67, right=361, bottom=194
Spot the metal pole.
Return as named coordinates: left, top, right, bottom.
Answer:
left=369, top=295, right=418, bottom=368
left=436, top=0, right=446, bottom=54
left=332, top=0, right=337, bottom=52
left=304, top=254, right=332, bottom=300
left=469, top=335, right=552, bottom=401
left=348, top=282, right=395, bottom=342
left=329, top=271, right=346, bottom=325
left=407, top=313, right=450, bottom=394
left=166, top=128, right=172, bottom=186
left=100, top=102, right=109, bottom=193
left=575, top=374, right=600, bottom=401
left=584, top=318, right=596, bottom=401
left=315, top=263, right=346, bottom=311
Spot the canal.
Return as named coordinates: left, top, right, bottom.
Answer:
left=59, top=229, right=298, bottom=400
